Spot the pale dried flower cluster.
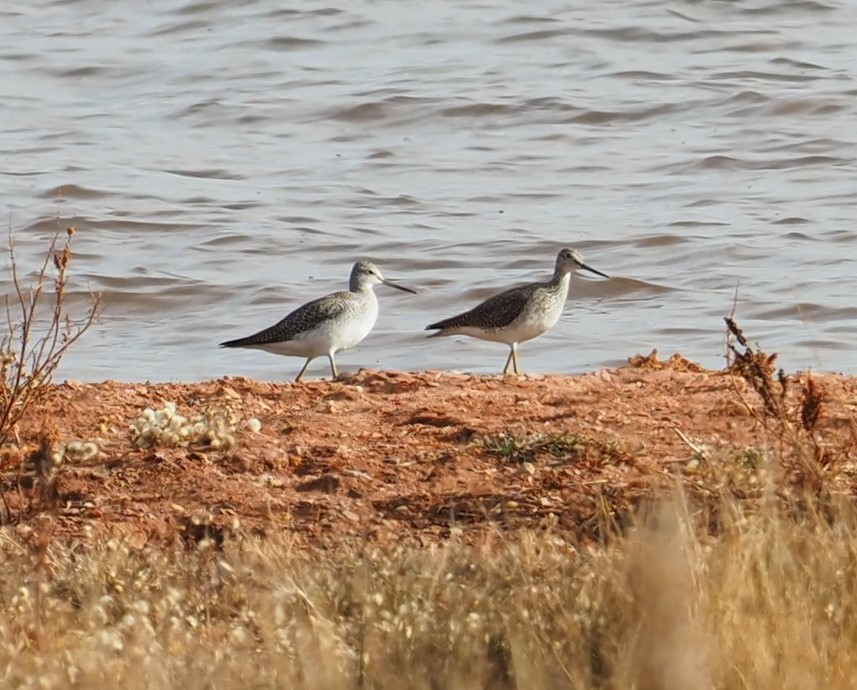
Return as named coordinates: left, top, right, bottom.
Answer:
left=128, top=401, right=260, bottom=450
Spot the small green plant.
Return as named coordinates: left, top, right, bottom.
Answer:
left=738, top=446, right=765, bottom=470
left=479, top=430, right=619, bottom=465
left=1, top=224, right=100, bottom=447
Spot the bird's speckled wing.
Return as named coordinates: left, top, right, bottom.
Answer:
left=426, top=284, right=539, bottom=332
left=221, top=291, right=352, bottom=347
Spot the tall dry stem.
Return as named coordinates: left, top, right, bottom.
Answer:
left=0, top=224, right=100, bottom=448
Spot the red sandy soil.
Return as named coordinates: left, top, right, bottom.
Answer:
left=2, top=352, right=857, bottom=550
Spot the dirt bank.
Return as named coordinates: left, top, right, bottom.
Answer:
left=3, top=354, right=856, bottom=549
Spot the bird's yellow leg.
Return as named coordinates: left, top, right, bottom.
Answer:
left=295, top=358, right=312, bottom=383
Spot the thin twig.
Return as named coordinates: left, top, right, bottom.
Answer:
left=1, top=223, right=101, bottom=457
left=673, top=428, right=709, bottom=460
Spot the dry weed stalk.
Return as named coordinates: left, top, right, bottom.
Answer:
left=0, top=224, right=100, bottom=447
left=724, top=316, right=787, bottom=422
left=724, top=316, right=828, bottom=491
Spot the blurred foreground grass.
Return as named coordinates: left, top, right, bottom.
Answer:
left=2, top=491, right=857, bottom=690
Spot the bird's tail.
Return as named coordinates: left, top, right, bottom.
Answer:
left=424, top=315, right=464, bottom=338
left=220, top=336, right=256, bottom=348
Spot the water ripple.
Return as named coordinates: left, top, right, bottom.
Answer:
left=1, top=0, right=855, bottom=381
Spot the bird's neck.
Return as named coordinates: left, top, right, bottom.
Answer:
left=549, top=270, right=571, bottom=294
left=351, top=281, right=376, bottom=298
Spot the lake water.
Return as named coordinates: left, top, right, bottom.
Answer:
left=2, top=0, right=856, bottom=382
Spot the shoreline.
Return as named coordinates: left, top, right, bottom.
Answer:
left=3, top=358, right=857, bottom=548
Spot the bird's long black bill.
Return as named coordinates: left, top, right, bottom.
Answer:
left=580, top=263, right=609, bottom=279
left=383, top=278, right=417, bottom=294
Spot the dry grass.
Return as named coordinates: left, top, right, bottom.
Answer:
left=0, top=493, right=856, bottom=689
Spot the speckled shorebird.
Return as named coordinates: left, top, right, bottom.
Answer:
left=425, top=248, right=608, bottom=375
left=220, top=261, right=416, bottom=382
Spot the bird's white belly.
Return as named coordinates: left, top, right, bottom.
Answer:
left=249, top=333, right=336, bottom=359
left=247, top=293, right=380, bottom=360
left=320, top=305, right=379, bottom=352
left=512, top=295, right=565, bottom=342
left=461, top=304, right=563, bottom=345
left=299, top=295, right=379, bottom=355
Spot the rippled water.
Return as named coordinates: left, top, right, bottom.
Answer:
left=2, top=0, right=856, bottom=382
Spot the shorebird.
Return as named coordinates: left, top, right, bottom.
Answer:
left=220, top=260, right=415, bottom=382
left=425, top=248, right=608, bottom=375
